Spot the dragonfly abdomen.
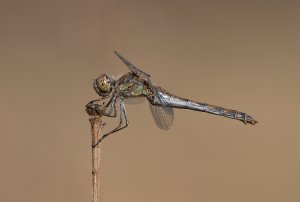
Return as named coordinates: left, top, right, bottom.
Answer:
left=199, top=104, right=257, bottom=125
left=152, top=87, right=257, bottom=125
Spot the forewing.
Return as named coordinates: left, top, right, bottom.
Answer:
left=149, top=103, right=174, bottom=130
left=114, top=51, right=151, bottom=78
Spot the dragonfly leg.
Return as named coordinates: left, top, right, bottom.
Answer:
left=103, top=96, right=117, bottom=117
left=85, top=96, right=117, bottom=118
left=92, top=97, right=129, bottom=147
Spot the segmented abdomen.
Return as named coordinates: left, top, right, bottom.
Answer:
left=150, top=87, right=257, bottom=125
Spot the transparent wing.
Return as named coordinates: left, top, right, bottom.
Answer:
left=114, top=51, right=151, bottom=78
left=124, top=97, right=146, bottom=105
left=149, top=103, right=174, bottom=130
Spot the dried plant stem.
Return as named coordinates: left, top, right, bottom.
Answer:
left=89, top=115, right=103, bottom=202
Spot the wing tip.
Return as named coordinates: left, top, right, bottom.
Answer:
left=113, top=50, right=122, bottom=59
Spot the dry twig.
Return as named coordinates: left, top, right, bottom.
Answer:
left=86, top=101, right=105, bottom=202
left=89, top=115, right=102, bottom=202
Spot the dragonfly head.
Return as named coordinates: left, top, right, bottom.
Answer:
left=93, top=74, right=115, bottom=97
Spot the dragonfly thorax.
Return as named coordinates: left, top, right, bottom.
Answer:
left=93, top=74, right=115, bottom=97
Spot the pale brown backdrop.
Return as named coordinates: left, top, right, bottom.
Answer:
left=1, top=1, right=299, bottom=202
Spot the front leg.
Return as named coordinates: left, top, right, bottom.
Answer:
left=92, top=97, right=129, bottom=147
left=103, top=96, right=117, bottom=117
left=86, top=95, right=118, bottom=117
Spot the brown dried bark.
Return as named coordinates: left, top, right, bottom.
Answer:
left=89, top=115, right=103, bottom=202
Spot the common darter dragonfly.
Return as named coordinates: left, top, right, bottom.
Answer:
left=86, top=51, right=257, bottom=147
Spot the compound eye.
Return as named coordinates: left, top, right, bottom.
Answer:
left=99, top=77, right=111, bottom=93
left=93, top=74, right=115, bottom=97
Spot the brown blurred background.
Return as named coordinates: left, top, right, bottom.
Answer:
left=1, top=0, right=300, bottom=202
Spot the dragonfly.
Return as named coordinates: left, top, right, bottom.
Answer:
left=86, top=51, right=257, bottom=147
